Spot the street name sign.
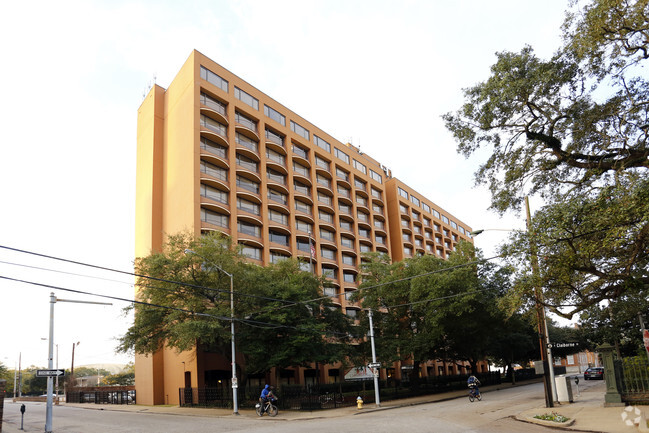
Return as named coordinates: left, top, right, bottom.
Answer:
left=36, top=369, right=65, bottom=377
left=368, top=362, right=381, bottom=368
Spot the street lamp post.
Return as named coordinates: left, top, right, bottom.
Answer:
left=185, top=249, right=239, bottom=415
left=471, top=197, right=557, bottom=408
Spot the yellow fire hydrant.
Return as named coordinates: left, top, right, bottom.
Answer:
left=356, top=396, right=363, bottom=410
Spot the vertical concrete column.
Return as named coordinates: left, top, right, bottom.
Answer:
left=598, top=343, right=623, bottom=406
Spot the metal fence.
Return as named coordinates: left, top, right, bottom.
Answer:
left=66, top=387, right=136, bottom=405
left=179, top=372, right=502, bottom=410
left=614, top=356, right=649, bottom=404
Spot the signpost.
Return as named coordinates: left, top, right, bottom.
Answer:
left=36, top=370, right=65, bottom=378
left=368, top=363, right=381, bottom=369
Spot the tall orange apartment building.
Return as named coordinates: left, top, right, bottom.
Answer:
left=136, top=50, right=474, bottom=405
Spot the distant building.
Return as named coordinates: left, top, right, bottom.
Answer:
left=136, top=50, right=475, bottom=405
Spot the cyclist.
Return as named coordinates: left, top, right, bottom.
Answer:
left=467, top=375, right=481, bottom=396
left=259, top=385, right=276, bottom=412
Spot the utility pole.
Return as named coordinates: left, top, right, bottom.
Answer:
left=368, top=309, right=381, bottom=407
left=526, top=197, right=556, bottom=407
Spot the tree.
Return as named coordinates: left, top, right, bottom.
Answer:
left=443, top=0, right=649, bottom=317
left=102, top=363, right=135, bottom=386
left=118, top=231, right=351, bottom=378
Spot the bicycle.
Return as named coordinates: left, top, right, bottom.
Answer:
left=468, top=387, right=482, bottom=402
left=255, top=397, right=278, bottom=417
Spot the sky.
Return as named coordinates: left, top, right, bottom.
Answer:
left=0, top=0, right=570, bottom=371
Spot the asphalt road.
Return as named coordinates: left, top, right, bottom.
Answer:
left=2, top=379, right=603, bottom=433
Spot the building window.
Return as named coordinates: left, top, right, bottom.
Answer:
left=442, top=215, right=450, bottom=224
left=293, top=162, right=309, bottom=177
left=201, top=208, right=229, bottom=227
left=317, top=191, right=332, bottom=205
left=270, top=252, right=289, bottom=264
left=265, top=128, right=284, bottom=147
left=404, top=246, right=413, bottom=256
left=415, top=239, right=423, bottom=247
left=236, top=153, right=259, bottom=172
left=267, top=188, right=287, bottom=205
left=324, top=287, right=337, bottom=297
left=235, top=111, right=258, bottom=131
left=451, top=221, right=458, bottom=229
left=357, top=211, right=369, bottom=222
left=319, top=210, right=333, bottom=223
left=353, top=159, right=367, bottom=174
left=322, top=267, right=337, bottom=279
left=321, top=247, right=336, bottom=260
left=433, top=209, right=440, bottom=218
left=356, top=195, right=368, bottom=207
left=264, top=105, right=285, bottom=125
left=343, top=272, right=356, bottom=283
left=422, top=203, right=431, bottom=213
left=201, top=136, right=227, bottom=158
left=411, top=195, right=420, bottom=207
left=320, top=228, right=334, bottom=241
left=241, top=245, right=261, bottom=260
left=200, top=184, right=228, bottom=204
left=200, top=160, right=228, bottom=181
left=401, top=218, right=409, bottom=227
left=200, top=92, right=227, bottom=115
left=296, top=239, right=311, bottom=253
left=238, top=220, right=260, bottom=237
left=335, top=148, right=350, bottom=163
left=314, top=135, right=331, bottom=152
left=316, top=174, right=331, bottom=189
left=315, top=155, right=330, bottom=171
left=434, top=223, right=441, bottom=232
left=414, top=225, right=422, bottom=234
left=341, top=236, right=354, bottom=248
left=346, top=309, right=357, bottom=318
left=373, top=204, right=383, bottom=214
left=292, top=144, right=309, bottom=160
left=200, top=114, right=227, bottom=137
left=267, top=168, right=287, bottom=185
left=371, top=188, right=382, bottom=199
left=294, top=180, right=311, bottom=196
left=339, top=219, right=352, bottom=231
left=342, top=254, right=355, bottom=266
left=237, top=197, right=260, bottom=215
left=236, top=175, right=260, bottom=194
left=359, top=228, right=370, bottom=238
left=295, top=200, right=312, bottom=214
left=376, top=235, right=385, bottom=244
left=425, top=232, right=432, bottom=239
left=459, top=226, right=466, bottom=235
left=424, top=217, right=431, bottom=227
left=235, top=132, right=258, bottom=152
left=268, top=209, right=288, bottom=225
left=400, top=204, right=409, bottom=214
left=266, top=148, right=286, bottom=166
left=338, top=203, right=352, bottom=214
left=398, top=187, right=409, bottom=199
left=336, top=167, right=349, bottom=181
left=354, top=178, right=366, bottom=191
left=200, top=66, right=228, bottom=92
left=402, top=233, right=411, bottom=242
left=412, top=210, right=420, bottom=221
left=269, top=230, right=289, bottom=246
left=374, top=220, right=385, bottom=230
left=369, top=169, right=382, bottom=183
left=359, top=244, right=371, bottom=253
left=290, top=120, right=310, bottom=140
left=295, top=219, right=312, bottom=233
left=337, top=185, right=350, bottom=198
left=234, top=86, right=259, bottom=110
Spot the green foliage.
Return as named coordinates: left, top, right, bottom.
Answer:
left=444, top=0, right=649, bottom=319
left=356, top=243, right=531, bottom=372
left=534, top=412, right=570, bottom=423
left=118, top=231, right=352, bottom=376
left=102, top=363, right=135, bottom=386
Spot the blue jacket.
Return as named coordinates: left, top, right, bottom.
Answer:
left=260, top=385, right=270, bottom=399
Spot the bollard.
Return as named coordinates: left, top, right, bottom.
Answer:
left=356, top=396, right=363, bottom=410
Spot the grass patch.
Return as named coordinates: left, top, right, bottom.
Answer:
left=534, top=412, right=570, bottom=423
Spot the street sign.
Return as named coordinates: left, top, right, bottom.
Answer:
left=36, top=369, right=65, bottom=377
left=548, top=342, right=579, bottom=349
left=368, top=362, right=381, bottom=368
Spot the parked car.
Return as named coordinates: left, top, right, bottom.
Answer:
left=584, top=367, right=604, bottom=380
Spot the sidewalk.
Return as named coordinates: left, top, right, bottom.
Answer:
left=3, top=380, right=646, bottom=432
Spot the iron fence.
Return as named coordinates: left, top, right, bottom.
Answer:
left=179, top=372, right=502, bottom=410
left=66, top=387, right=135, bottom=405
left=614, top=356, right=649, bottom=404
